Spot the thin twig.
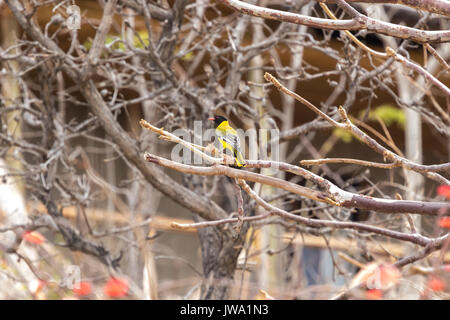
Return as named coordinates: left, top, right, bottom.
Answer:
left=386, top=47, right=450, bottom=97
left=264, top=72, right=450, bottom=184
left=301, top=158, right=400, bottom=169
left=233, top=179, right=245, bottom=234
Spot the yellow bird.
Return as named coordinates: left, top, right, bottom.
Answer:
left=208, top=115, right=246, bottom=167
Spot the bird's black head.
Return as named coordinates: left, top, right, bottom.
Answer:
left=208, top=115, right=227, bottom=128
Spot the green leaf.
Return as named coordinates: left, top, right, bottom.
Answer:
left=181, top=51, right=194, bottom=61
left=105, top=35, right=124, bottom=51
left=82, top=38, right=92, bottom=51
left=82, top=31, right=150, bottom=52
left=360, top=105, right=405, bottom=128
left=333, top=127, right=353, bottom=143
left=134, top=30, right=149, bottom=48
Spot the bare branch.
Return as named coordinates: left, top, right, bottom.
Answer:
left=237, top=180, right=446, bottom=248
left=144, top=152, right=450, bottom=216
left=144, top=153, right=333, bottom=205
left=218, top=0, right=450, bottom=42
left=317, top=0, right=450, bottom=17
left=424, top=43, right=450, bottom=72
left=264, top=72, right=450, bottom=184
left=319, top=2, right=387, bottom=59
left=301, top=158, right=401, bottom=169
left=386, top=47, right=450, bottom=97
left=118, top=0, right=171, bottom=21
left=233, top=179, right=245, bottom=233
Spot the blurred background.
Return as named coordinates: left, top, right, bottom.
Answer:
left=0, top=0, right=449, bottom=300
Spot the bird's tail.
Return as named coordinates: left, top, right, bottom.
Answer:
left=234, top=149, right=246, bottom=168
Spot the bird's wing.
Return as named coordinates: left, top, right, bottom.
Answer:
left=216, top=128, right=246, bottom=166
left=216, top=129, right=242, bottom=152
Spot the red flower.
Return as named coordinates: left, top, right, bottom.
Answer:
left=427, top=276, right=446, bottom=292
left=23, top=231, right=45, bottom=245
left=104, top=277, right=128, bottom=298
left=366, top=289, right=382, bottom=300
left=438, top=217, right=450, bottom=229
left=73, top=281, right=92, bottom=296
left=437, top=185, right=450, bottom=198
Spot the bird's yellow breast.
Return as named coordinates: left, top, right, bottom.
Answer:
left=216, top=120, right=236, bottom=135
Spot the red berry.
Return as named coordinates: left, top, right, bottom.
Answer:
left=104, top=277, right=128, bottom=298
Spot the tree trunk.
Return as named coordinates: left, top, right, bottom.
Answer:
left=197, top=223, right=245, bottom=299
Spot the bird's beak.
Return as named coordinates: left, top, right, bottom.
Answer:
left=208, top=117, right=214, bottom=121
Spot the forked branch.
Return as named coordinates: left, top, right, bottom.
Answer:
left=140, top=120, right=450, bottom=216
left=218, top=0, right=450, bottom=43
left=264, top=72, right=450, bottom=185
